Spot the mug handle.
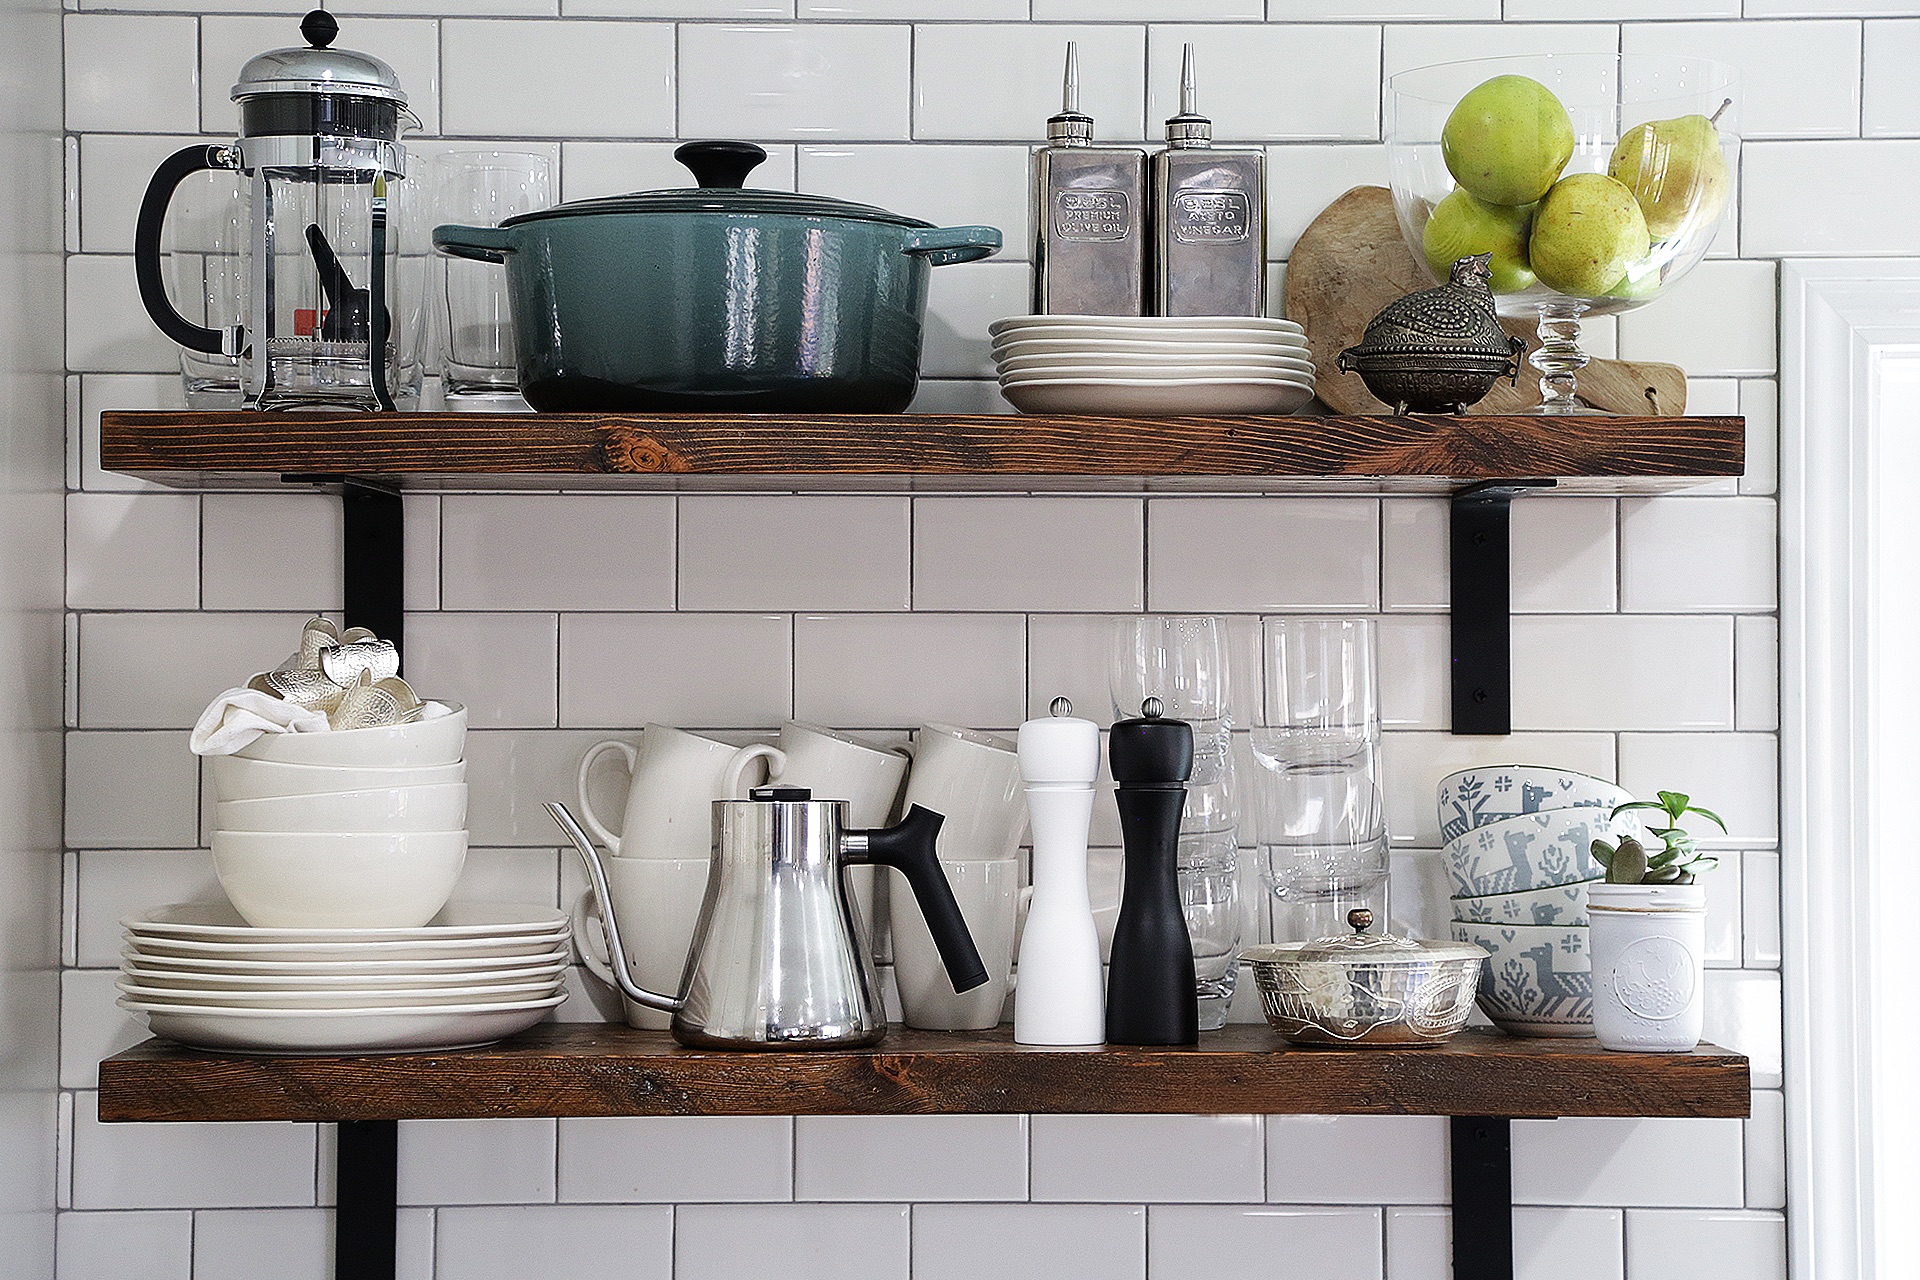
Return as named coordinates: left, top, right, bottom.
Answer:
left=576, top=739, right=639, bottom=854
left=1003, top=885, right=1036, bottom=994
left=569, top=889, right=620, bottom=989
left=723, top=743, right=786, bottom=798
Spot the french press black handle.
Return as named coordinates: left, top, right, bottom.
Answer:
left=674, top=140, right=767, bottom=190
left=854, top=806, right=990, bottom=993
left=133, top=144, right=235, bottom=355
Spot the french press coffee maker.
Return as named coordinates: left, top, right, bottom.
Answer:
left=134, top=9, right=418, bottom=411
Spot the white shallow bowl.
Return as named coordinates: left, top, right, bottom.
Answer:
left=125, top=902, right=566, bottom=941
left=1441, top=806, right=1644, bottom=899
left=1001, top=378, right=1316, bottom=416
left=209, top=831, right=469, bottom=929
left=1436, top=764, right=1634, bottom=844
left=997, top=351, right=1316, bottom=375
left=1450, top=879, right=1594, bottom=927
left=118, top=977, right=564, bottom=1009
left=234, top=704, right=467, bottom=768
left=214, top=782, right=468, bottom=835
left=1451, top=921, right=1592, bottom=1038
left=989, top=314, right=1305, bottom=337
left=122, top=958, right=569, bottom=990
left=210, top=755, right=466, bottom=802
left=122, top=995, right=565, bottom=1054
left=1001, top=364, right=1315, bottom=385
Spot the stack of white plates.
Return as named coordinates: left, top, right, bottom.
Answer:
left=119, top=903, right=570, bottom=1054
left=990, top=315, right=1317, bottom=415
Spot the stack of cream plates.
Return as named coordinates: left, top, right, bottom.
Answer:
left=118, top=903, right=570, bottom=1054
left=991, top=315, right=1317, bottom=415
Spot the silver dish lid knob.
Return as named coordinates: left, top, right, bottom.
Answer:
left=231, top=9, right=408, bottom=106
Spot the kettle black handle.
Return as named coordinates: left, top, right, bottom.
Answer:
left=853, top=806, right=990, bottom=994
left=134, top=144, right=235, bottom=356
left=674, top=140, right=767, bottom=190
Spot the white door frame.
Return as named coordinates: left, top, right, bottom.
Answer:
left=1780, top=258, right=1920, bottom=1280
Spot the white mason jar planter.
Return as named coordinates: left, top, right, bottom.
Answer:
left=1588, top=881, right=1708, bottom=1052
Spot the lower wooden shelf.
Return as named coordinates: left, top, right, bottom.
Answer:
left=98, top=1024, right=1750, bottom=1123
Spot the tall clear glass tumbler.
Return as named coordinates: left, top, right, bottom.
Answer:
left=1109, top=615, right=1242, bottom=1030
left=425, top=150, right=553, bottom=405
left=1252, top=618, right=1391, bottom=943
left=165, top=171, right=248, bottom=407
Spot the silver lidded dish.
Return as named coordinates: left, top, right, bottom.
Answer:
left=1243, top=909, right=1486, bottom=1047
left=1337, top=253, right=1527, bottom=414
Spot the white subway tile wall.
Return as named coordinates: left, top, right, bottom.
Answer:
left=58, top=4, right=1803, bottom=1278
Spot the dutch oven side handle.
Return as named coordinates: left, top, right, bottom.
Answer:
left=433, top=224, right=514, bottom=265
left=902, top=225, right=1003, bottom=268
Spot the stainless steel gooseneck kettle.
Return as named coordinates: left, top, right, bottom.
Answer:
left=548, top=789, right=988, bottom=1050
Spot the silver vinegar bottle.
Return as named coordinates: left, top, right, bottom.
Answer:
left=1030, top=42, right=1148, bottom=316
left=1151, top=44, right=1267, bottom=317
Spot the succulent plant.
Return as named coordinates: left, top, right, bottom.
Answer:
left=1590, top=790, right=1725, bottom=885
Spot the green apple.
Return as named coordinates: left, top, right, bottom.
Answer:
left=1608, top=112, right=1731, bottom=241
left=1442, top=75, right=1576, bottom=206
left=1528, top=172, right=1651, bottom=298
left=1423, top=189, right=1535, bottom=293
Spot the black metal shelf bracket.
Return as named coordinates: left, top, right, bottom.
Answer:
left=1452, top=1116, right=1516, bottom=1280
left=342, top=479, right=405, bottom=653
left=337, top=1120, right=398, bottom=1280
left=1450, top=480, right=1555, bottom=735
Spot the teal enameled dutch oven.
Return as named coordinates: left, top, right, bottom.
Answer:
left=433, top=140, right=1002, bottom=413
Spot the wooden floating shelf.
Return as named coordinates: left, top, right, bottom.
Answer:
left=100, top=410, right=1744, bottom=494
left=97, top=1025, right=1750, bottom=1124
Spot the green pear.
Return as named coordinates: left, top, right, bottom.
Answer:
left=1607, top=256, right=1664, bottom=302
left=1608, top=112, right=1731, bottom=241
left=1423, top=190, right=1535, bottom=293
left=1442, top=75, right=1575, bottom=206
left=1528, top=172, right=1651, bottom=298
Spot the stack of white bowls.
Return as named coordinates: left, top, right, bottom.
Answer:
left=117, top=903, right=569, bottom=1053
left=990, top=315, right=1316, bottom=415
left=206, top=706, right=471, bottom=930
left=1436, top=765, right=1640, bottom=1038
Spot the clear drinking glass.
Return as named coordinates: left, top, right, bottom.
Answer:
left=425, top=150, right=553, bottom=403
left=1109, top=615, right=1242, bottom=1029
left=165, top=170, right=247, bottom=407
left=1251, top=618, right=1390, bottom=944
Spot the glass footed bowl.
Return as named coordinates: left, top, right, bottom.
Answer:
left=1386, top=54, right=1739, bottom=413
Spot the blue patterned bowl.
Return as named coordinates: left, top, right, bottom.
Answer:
left=1442, top=806, right=1646, bottom=899
left=1451, top=879, right=1594, bottom=927
left=1436, top=765, right=1632, bottom=845
left=1451, top=920, right=1593, bottom=1037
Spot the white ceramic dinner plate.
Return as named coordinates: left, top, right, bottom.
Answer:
left=121, top=958, right=569, bottom=990
left=989, top=314, right=1305, bottom=338
left=125, top=902, right=567, bottom=941
left=992, top=335, right=1309, bottom=359
left=122, top=994, right=566, bottom=1055
left=1001, top=364, right=1315, bottom=386
left=997, top=351, right=1316, bottom=375
left=123, top=929, right=572, bottom=963
left=120, top=944, right=571, bottom=975
left=117, top=977, right=565, bottom=1009
left=1001, top=378, right=1317, bottom=416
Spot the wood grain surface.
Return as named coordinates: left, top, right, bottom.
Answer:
left=1283, top=186, right=1689, bottom=417
left=99, top=410, right=1743, bottom=486
left=97, top=1025, right=1750, bottom=1123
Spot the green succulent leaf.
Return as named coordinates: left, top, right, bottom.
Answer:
left=1687, top=805, right=1729, bottom=833
left=1591, top=840, right=1615, bottom=868
left=1657, top=790, right=1691, bottom=821
left=1607, top=841, right=1650, bottom=884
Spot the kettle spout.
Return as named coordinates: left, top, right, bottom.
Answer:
left=544, top=801, right=683, bottom=1014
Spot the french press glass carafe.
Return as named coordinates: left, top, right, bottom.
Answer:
left=134, top=9, right=420, bottom=411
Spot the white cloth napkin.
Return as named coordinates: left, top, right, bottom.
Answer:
left=190, top=689, right=330, bottom=757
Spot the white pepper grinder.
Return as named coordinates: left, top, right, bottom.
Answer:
left=1014, top=696, right=1106, bottom=1046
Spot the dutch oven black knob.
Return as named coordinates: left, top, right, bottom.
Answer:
left=674, top=140, right=767, bottom=190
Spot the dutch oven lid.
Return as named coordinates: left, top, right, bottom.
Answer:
left=233, top=10, right=408, bottom=105
left=502, top=140, right=934, bottom=230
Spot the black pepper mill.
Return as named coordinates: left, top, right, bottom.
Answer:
left=1105, top=697, right=1199, bottom=1046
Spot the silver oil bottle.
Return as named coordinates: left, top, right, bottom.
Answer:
left=1151, top=45, right=1267, bottom=317
left=1030, top=42, right=1148, bottom=316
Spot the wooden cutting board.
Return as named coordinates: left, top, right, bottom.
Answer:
left=1283, top=185, right=1686, bottom=417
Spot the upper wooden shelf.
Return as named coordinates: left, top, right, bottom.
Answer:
left=99, top=411, right=1744, bottom=494
left=97, top=1025, right=1750, bottom=1124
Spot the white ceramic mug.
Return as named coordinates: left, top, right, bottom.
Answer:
left=903, top=723, right=1027, bottom=862
left=891, top=857, right=1026, bottom=1031
left=576, top=725, right=785, bottom=860
left=572, top=857, right=712, bottom=1030
left=771, top=721, right=911, bottom=956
